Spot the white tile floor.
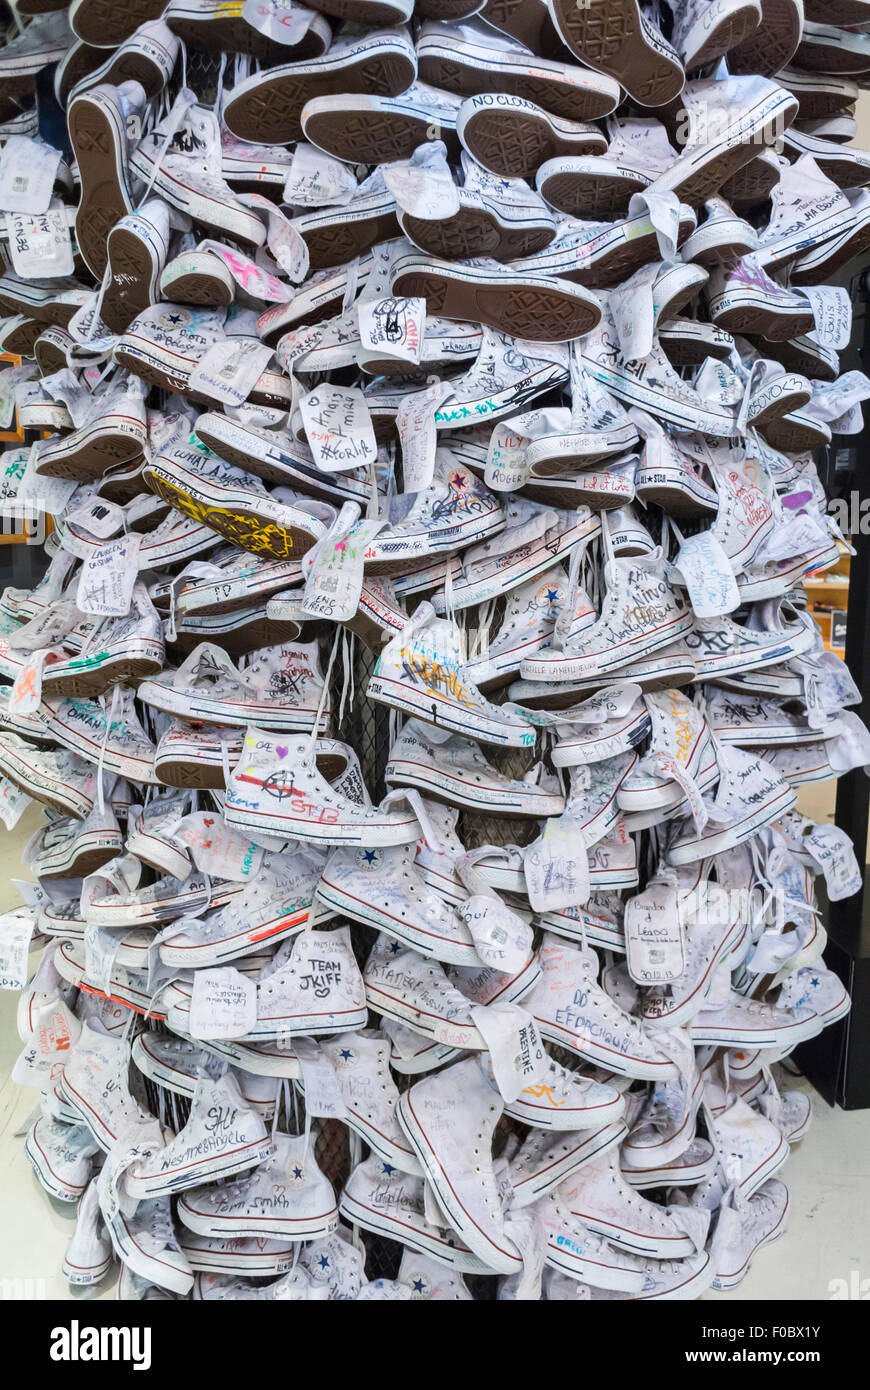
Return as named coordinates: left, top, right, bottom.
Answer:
left=1, top=793, right=869, bottom=1302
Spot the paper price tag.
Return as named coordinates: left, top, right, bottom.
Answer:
left=382, top=159, right=460, bottom=219
left=455, top=894, right=532, bottom=974
left=0, top=776, right=32, bottom=829
left=241, top=0, right=313, bottom=44
left=173, top=813, right=263, bottom=882
left=625, top=878, right=686, bottom=985
left=471, top=1007, right=547, bottom=1102
left=189, top=966, right=257, bottom=1040
left=0, top=138, right=61, bottom=214
left=485, top=417, right=532, bottom=491
left=189, top=337, right=273, bottom=408
left=358, top=296, right=425, bottom=366
left=672, top=530, right=740, bottom=616
left=66, top=497, right=125, bottom=540
left=395, top=380, right=450, bottom=493
left=239, top=193, right=309, bottom=283
left=0, top=364, right=37, bottom=428
left=302, top=509, right=385, bottom=622
left=523, top=813, right=590, bottom=912
left=294, top=1037, right=347, bottom=1118
left=83, top=923, right=122, bottom=993
left=76, top=531, right=142, bottom=616
left=9, top=649, right=49, bottom=715
left=803, top=823, right=862, bottom=901
left=0, top=912, right=34, bottom=989
left=299, top=384, right=377, bottom=472
left=609, top=265, right=657, bottom=360
left=628, top=190, right=680, bottom=258
left=800, top=285, right=851, bottom=350
left=284, top=142, right=357, bottom=207
left=7, top=199, right=73, bottom=279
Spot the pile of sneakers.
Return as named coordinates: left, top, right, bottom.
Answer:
left=0, top=0, right=867, bottom=1302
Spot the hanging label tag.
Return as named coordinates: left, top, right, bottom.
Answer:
left=188, top=336, right=273, bottom=408
left=83, top=922, right=122, bottom=993
left=241, top=0, right=313, bottom=44
left=358, top=296, right=425, bottom=367
left=625, top=878, right=686, bottom=984
left=0, top=911, right=34, bottom=988
left=66, top=294, right=114, bottom=350
left=189, top=965, right=257, bottom=1040
left=383, top=159, right=460, bottom=219
left=0, top=138, right=61, bottom=214
left=9, top=649, right=48, bottom=715
left=672, top=530, right=740, bottom=616
left=455, top=894, right=533, bottom=974
left=66, top=497, right=126, bottom=540
left=523, top=813, right=591, bottom=912
left=302, top=509, right=385, bottom=622
left=299, top=384, right=377, bottom=473
left=628, top=190, right=680, bottom=258
left=239, top=193, right=309, bottom=283
left=284, top=141, right=357, bottom=206
left=0, top=364, right=36, bottom=428
left=76, top=531, right=141, bottom=616
left=800, top=285, right=851, bottom=350
left=485, top=416, right=532, bottom=492
left=294, top=1036, right=347, bottom=1118
left=12, top=998, right=81, bottom=1086
left=7, top=199, right=74, bottom=279
left=41, top=367, right=92, bottom=426
left=471, top=1008, right=547, bottom=1102
left=0, top=776, right=32, bottom=829
left=803, top=823, right=862, bottom=901
left=609, top=266, right=657, bottom=360
left=503, top=1207, right=547, bottom=1300
left=396, top=380, right=450, bottom=493
left=172, top=813, right=264, bottom=882
left=198, top=239, right=294, bottom=303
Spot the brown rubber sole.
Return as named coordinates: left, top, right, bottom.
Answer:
left=2, top=318, right=42, bottom=355
left=688, top=4, right=760, bottom=69
left=418, top=54, right=617, bottom=123
left=155, top=758, right=226, bottom=790
left=793, top=37, right=870, bottom=74
left=400, top=206, right=554, bottom=262
left=102, top=226, right=156, bottom=336
left=659, top=329, right=733, bottom=366
left=224, top=51, right=417, bottom=145
left=167, top=12, right=327, bottom=64
left=547, top=0, right=685, bottom=107
left=806, top=0, right=870, bottom=20
left=44, top=845, right=122, bottom=880
left=56, top=44, right=105, bottom=105
left=480, top=0, right=565, bottom=56
left=760, top=418, right=829, bottom=451
left=522, top=478, right=628, bottom=510
left=713, top=305, right=814, bottom=341
left=34, top=338, right=69, bottom=374
left=303, top=208, right=400, bottom=273
left=461, top=108, right=604, bottom=180
left=727, top=0, right=802, bottom=76
left=43, top=656, right=162, bottom=700
left=635, top=484, right=718, bottom=518
left=721, top=155, right=781, bottom=207
left=173, top=615, right=303, bottom=657
left=537, top=168, right=647, bottom=220
left=304, top=107, right=460, bottom=165
left=162, top=270, right=234, bottom=308
left=68, top=96, right=131, bottom=280
left=71, top=0, right=171, bottom=47
left=392, top=265, right=599, bottom=341
left=764, top=337, right=838, bottom=381
left=96, top=50, right=164, bottom=98
left=750, top=390, right=811, bottom=427
left=36, top=433, right=143, bottom=483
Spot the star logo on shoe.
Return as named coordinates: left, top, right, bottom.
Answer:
left=380, top=1162, right=397, bottom=1177
left=357, top=847, right=382, bottom=868
left=410, top=1275, right=430, bottom=1297
left=288, top=1164, right=305, bottom=1185
left=336, top=1048, right=354, bottom=1065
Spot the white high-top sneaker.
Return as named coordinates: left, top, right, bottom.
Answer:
left=398, top=1249, right=474, bottom=1299
left=536, top=117, right=675, bottom=220
left=178, top=1230, right=295, bottom=1277
left=224, top=730, right=422, bottom=848
left=125, top=1071, right=274, bottom=1199
left=24, top=1113, right=99, bottom=1203
left=464, top=572, right=568, bottom=690
left=669, top=0, right=761, bottom=70
left=159, top=848, right=326, bottom=968
left=384, top=720, right=564, bottom=818
left=339, top=1154, right=491, bottom=1272
left=363, top=935, right=486, bottom=1049
left=617, top=688, right=717, bottom=818
left=102, top=1192, right=194, bottom=1296
left=549, top=683, right=651, bottom=769
left=525, top=935, right=680, bottom=1080
left=504, top=1051, right=625, bottom=1131
left=667, top=744, right=796, bottom=864
left=177, top=1133, right=338, bottom=1241
left=621, top=1068, right=705, bottom=1175
left=62, top=1178, right=114, bottom=1285
left=60, top=1019, right=155, bottom=1152
left=316, top=843, right=481, bottom=966
left=298, top=1227, right=365, bottom=1300
left=639, top=878, right=748, bottom=1028
left=252, top=925, right=368, bottom=1039
left=521, top=549, right=693, bottom=682
left=535, top=1182, right=648, bottom=1292
left=702, top=1093, right=789, bottom=1198
left=362, top=453, right=505, bottom=574
left=320, top=1031, right=422, bottom=1174
left=560, top=1150, right=709, bottom=1257
left=138, top=640, right=329, bottom=732
left=510, top=1122, right=628, bottom=1208
left=194, top=1269, right=325, bottom=1300
left=397, top=1055, right=523, bottom=1275
left=368, top=602, right=536, bottom=747
left=753, top=153, right=855, bottom=270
